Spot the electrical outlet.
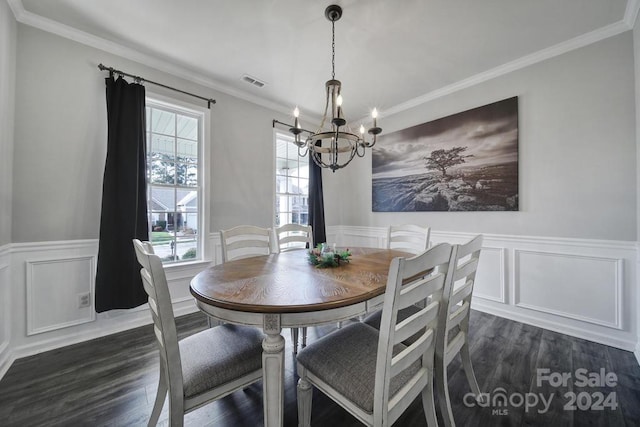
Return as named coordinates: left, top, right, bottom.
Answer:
left=78, top=292, right=91, bottom=309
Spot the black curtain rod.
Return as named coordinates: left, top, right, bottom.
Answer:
left=272, top=119, right=312, bottom=135
left=98, top=63, right=216, bottom=109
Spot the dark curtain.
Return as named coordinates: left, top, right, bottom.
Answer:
left=95, top=76, right=149, bottom=312
left=308, top=157, right=326, bottom=246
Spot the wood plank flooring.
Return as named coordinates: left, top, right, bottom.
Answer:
left=1, top=310, right=638, bottom=426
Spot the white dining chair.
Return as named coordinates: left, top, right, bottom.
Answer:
left=296, top=243, right=455, bottom=427
left=387, top=224, right=431, bottom=254
left=363, top=235, right=484, bottom=426
left=275, top=223, right=313, bottom=353
left=436, top=234, right=484, bottom=427
left=220, top=225, right=273, bottom=262
left=133, top=239, right=264, bottom=427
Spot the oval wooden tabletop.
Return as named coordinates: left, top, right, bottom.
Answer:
left=190, top=247, right=410, bottom=313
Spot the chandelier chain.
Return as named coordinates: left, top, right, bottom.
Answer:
left=331, top=19, right=335, bottom=80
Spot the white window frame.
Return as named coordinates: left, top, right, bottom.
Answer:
left=274, top=131, right=309, bottom=227
left=146, top=93, right=211, bottom=267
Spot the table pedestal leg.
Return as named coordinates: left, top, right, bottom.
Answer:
left=262, top=313, right=285, bottom=427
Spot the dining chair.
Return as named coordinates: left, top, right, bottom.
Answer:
left=436, top=234, right=484, bottom=427
left=220, top=225, right=273, bottom=262
left=133, top=239, right=264, bottom=427
left=275, top=223, right=313, bottom=354
left=296, top=243, right=455, bottom=427
left=363, top=235, right=484, bottom=426
left=387, top=224, right=431, bottom=254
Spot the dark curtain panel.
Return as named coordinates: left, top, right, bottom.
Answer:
left=95, top=76, right=149, bottom=312
left=308, top=158, right=326, bottom=246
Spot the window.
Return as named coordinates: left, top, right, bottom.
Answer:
left=275, top=132, right=309, bottom=226
left=146, top=98, right=204, bottom=264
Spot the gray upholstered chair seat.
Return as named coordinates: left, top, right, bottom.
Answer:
left=296, top=322, right=420, bottom=413
left=180, top=324, right=264, bottom=399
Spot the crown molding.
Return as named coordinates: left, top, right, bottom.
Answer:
left=624, top=0, right=640, bottom=28
left=382, top=18, right=632, bottom=119
left=8, top=0, right=638, bottom=121
left=6, top=0, right=294, bottom=116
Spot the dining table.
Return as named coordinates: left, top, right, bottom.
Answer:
left=189, top=246, right=410, bottom=427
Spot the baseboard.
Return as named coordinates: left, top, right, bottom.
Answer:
left=471, top=299, right=636, bottom=352
left=0, top=340, right=13, bottom=381
left=10, top=297, right=198, bottom=363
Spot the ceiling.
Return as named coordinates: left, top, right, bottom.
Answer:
left=10, top=0, right=637, bottom=123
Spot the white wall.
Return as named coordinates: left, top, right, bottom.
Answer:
left=12, top=24, right=287, bottom=244
left=0, top=0, right=16, bottom=377
left=324, top=32, right=637, bottom=242
left=3, top=23, right=290, bottom=369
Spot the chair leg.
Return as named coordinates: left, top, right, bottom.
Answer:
left=301, top=327, right=307, bottom=348
left=168, top=388, right=185, bottom=427
left=291, top=328, right=299, bottom=354
left=148, top=368, right=168, bottom=427
left=297, top=370, right=313, bottom=427
left=459, top=320, right=483, bottom=401
left=207, top=316, right=222, bottom=328
left=421, top=373, right=438, bottom=427
left=435, top=355, right=455, bottom=427
left=460, top=340, right=483, bottom=400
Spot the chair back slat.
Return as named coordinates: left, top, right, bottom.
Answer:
left=373, top=243, right=455, bottom=423
left=448, top=301, right=470, bottom=329
left=276, top=224, right=313, bottom=252
left=387, top=224, right=431, bottom=254
left=220, top=225, right=273, bottom=262
left=391, top=329, right=434, bottom=377
left=453, top=257, right=479, bottom=282
left=445, top=332, right=466, bottom=365
left=393, top=301, right=439, bottom=345
left=450, top=279, right=474, bottom=307
left=397, top=273, right=444, bottom=310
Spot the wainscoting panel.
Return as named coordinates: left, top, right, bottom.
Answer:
left=330, top=226, right=637, bottom=351
left=473, top=247, right=507, bottom=303
left=26, top=255, right=96, bottom=335
left=514, top=250, right=622, bottom=329
left=7, top=239, right=206, bottom=366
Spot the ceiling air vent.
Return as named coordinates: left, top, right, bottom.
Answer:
left=241, top=74, right=266, bottom=88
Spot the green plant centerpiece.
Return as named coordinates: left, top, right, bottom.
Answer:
left=308, top=243, right=351, bottom=268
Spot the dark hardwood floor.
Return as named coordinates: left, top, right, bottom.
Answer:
left=1, top=310, right=639, bottom=426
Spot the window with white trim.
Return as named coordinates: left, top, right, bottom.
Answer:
left=275, top=132, right=309, bottom=226
left=146, top=98, right=204, bottom=264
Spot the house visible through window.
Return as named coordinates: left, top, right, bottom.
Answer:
left=146, top=99, right=203, bottom=263
left=275, top=132, right=309, bottom=226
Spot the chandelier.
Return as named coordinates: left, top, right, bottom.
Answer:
left=289, top=4, right=382, bottom=172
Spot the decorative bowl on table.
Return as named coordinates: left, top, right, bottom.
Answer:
left=307, top=243, right=351, bottom=268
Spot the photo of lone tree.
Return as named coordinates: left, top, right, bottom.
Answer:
left=372, top=97, right=518, bottom=212
left=425, top=147, right=473, bottom=178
